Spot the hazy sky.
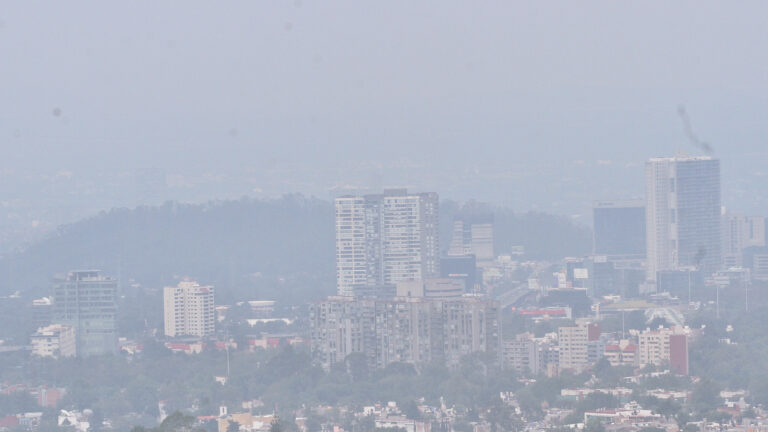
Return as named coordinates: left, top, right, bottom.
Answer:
left=2, top=1, right=768, bottom=217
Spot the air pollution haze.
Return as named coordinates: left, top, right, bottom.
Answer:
left=2, top=2, right=768, bottom=231
left=0, top=3, right=768, bottom=432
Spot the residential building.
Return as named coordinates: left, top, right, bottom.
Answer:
left=645, top=156, right=721, bottom=281
left=722, top=213, right=766, bottom=267
left=637, top=327, right=689, bottom=375
left=503, top=333, right=539, bottom=374
left=310, top=296, right=500, bottom=370
left=558, top=324, right=589, bottom=373
left=448, top=214, right=494, bottom=266
left=52, top=270, right=118, bottom=357
left=335, top=190, right=440, bottom=297
left=603, top=340, right=638, bottom=367
left=753, top=253, right=768, bottom=282
left=30, top=324, right=76, bottom=358
left=163, top=280, right=215, bottom=338
left=375, top=416, right=431, bottom=432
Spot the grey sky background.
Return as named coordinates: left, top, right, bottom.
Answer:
left=1, top=1, right=767, bottom=229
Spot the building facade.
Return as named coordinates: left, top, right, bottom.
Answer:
left=558, top=324, right=589, bottom=373
left=52, top=270, right=117, bottom=357
left=335, top=190, right=440, bottom=297
left=722, top=213, right=766, bottom=267
left=637, top=327, right=689, bottom=375
left=503, top=333, right=539, bottom=374
left=448, top=215, right=494, bottom=265
left=31, top=324, right=76, bottom=358
left=163, top=280, right=215, bottom=338
left=645, top=156, right=721, bottom=281
left=310, top=296, right=500, bottom=370
left=593, top=200, right=646, bottom=259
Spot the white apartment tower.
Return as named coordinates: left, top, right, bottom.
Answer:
left=558, top=324, right=589, bottom=373
left=163, top=280, right=215, bottom=338
left=335, top=189, right=439, bottom=297
left=645, top=156, right=721, bottom=281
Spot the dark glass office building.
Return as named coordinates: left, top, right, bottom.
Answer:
left=593, top=200, right=646, bottom=258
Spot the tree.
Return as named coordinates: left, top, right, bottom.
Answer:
left=345, top=353, right=369, bottom=382
left=400, top=400, right=422, bottom=420
left=584, top=418, right=606, bottom=432
left=226, top=420, right=241, bottom=432
left=157, top=411, right=197, bottom=432
left=691, top=379, right=721, bottom=412
left=269, top=418, right=283, bottom=432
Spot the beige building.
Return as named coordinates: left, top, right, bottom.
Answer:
left=217, top=411, right=276, bottom=432
left=163, top=280, right=215, bottom=338
left=637, top=327, right=687, bottom=368
left=31, top=324, right=76, bottom=358
left=558, top=324, right=589, bottom=373
left=603, top=340, right=638, bottom=367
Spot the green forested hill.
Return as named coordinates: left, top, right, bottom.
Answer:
left=0, top=196, right=591, bottom=300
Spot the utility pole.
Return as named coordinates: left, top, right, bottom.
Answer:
left=716, top=285, right=720, bottom=320
left=688, top=270, right=692, bottom=304
left=621, top=311, right=625, bottom=339
left=746, top=282, right=749, bottom=313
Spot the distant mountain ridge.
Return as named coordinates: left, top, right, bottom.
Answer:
left=0, top=196, right=591, bottom=298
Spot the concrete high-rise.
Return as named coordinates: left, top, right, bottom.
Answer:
left=31, top=324, right=76, bottom=359
left=645, top=156, right=721, bottom=281
left=637, top=327, right=689, bottom=375
left=335, top=189, right=439, bottom=296
left=558, top=324, right=589, bottom=373
left=163, top=280, right=215, bottom=338
left=722, top=213, right=766, bottom=267
left=447, top=215, right=494, bottom=266
left=310, top=295, right=500, bottom=370
left=52, top=270, right=118, bottom=357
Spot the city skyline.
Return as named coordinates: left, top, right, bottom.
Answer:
left=2, top=2, right=767, bottom=431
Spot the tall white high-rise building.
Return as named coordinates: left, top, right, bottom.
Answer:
left=163, top=280, right=215, bottom=338
left=335, top=196, right=370, bottom=295
left=335, top=189, right=439, bottom=296
left=558, top=324, right=589, bottom=373
left=645, top=156, right=721, bottom=281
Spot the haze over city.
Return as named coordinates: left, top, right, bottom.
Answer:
left=1, top=2, right=768, bottom=432
left=2, top=1, right=768, bottom=250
